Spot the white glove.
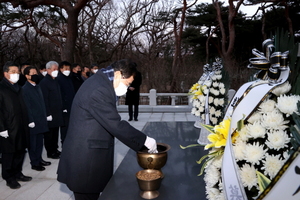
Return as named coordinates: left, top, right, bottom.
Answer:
left=28, top=122, right=35, bottom=128
left=63, top=109, right=67, bottom=113
left=144, top=136, right=158, bottom=153
left=47, top=115, right=53, bottom=121
left=0, top=130, right=9, bottom=138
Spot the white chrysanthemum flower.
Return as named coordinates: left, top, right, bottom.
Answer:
left=197, top=95, right=205, bottom=102
left=246, top=121, right=266, bottom=139
left=213, top=98, right=219, bottom=106
left=239, top=164, right=258, bottom=190
left=211, top=155, right=223, bottom=169
left=213, top=82, right=219, bottom=88
left=259, top=99, right=276, bottom=113
left=217, top=192, right=225, bottom=200
left=194, top=110, right=201, bottom=116
left=247, top=112, right=262, bottom=124
left=272, top=81, right=291, bottom=96
left=198, top=106, right=205, bottom=113
left=276, top=94, right=300, bottom=117
left=205, top=186, right=220, bottom=200
left=262, top=154, right=285, bottom=179
left=214, top=90, right=220, bottom=96
left=218, top=98, right=225, bottom=106
left=209, top=96, right=214, bottom=104
left=233, top=140, right=246, bottom=161
left=210, top=106, right=216, bottom=115
left=215, top=75, right=222, bottom=80
left=237, top=126, right=249, bottom=142
left=204, top=166, right=221, bottom=188
left=203, top=88, right=209, bottom=95
left=193, top=100, right=200, bottom=107
left=220, top=87, right=226, bottom=95
left=201, top=114, right=205, bottom=120
left=204, top=80, right=212, bottom=87
left=211, top=117, right=218, bottom=125
left=191, top=107, right=197, bottom=114
left=261, top=110, right=289, bottom=130
left=266, top=129, right=290, bottom=150
left=219, top=82, right=225, bottom=89
left=215, top=110, right=221, bottom=117
left=211, top=75, right=217, bottom=81
left=244, top=142, right=266, bottom=165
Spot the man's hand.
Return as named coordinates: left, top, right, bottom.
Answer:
left=47, top=115, right=53, bottom=121
left=28, top=122, right=35, bottom=128
left=0, top=130, right=8, bottom=138
left=144, top=136, right=158, bottom=153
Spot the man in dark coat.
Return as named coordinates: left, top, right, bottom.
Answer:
left=22, top=66, right=51, bottom=171
left=56, top=61, right=75, bottom=144
left=70, top=63, right=84, bottom=93
left=125, top=68, right=142, bottom=121
left=0, top=61, right=32, bottom=189
left=57, top=59, right=158, bottom=200
left=39, top=61, right=64, bottom=159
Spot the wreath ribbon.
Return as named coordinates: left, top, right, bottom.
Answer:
left=247, top=39, right=289, bottom=81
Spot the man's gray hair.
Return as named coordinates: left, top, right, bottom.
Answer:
left=46, top=61, right=59, bottom=69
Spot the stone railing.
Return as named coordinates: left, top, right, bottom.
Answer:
left=117, top=89, right=192, bottom=113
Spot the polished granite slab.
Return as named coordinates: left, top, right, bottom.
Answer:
left=99, top=122, right=208, bottom=200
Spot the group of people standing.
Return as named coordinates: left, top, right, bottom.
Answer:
left=0, top=59, right=156, bottom=200
left=0, top=60, right=93, bottom=189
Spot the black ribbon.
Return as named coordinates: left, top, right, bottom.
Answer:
left=247, top=39, right=289, bottom=81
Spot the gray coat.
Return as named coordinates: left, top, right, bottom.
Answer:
left=57, top=70, right=147, bottom=193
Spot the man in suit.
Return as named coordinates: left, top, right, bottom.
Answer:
left=70, top=63, right=84, bottom=93
left=56, top=61, right=75, bottom=144
left=57, top=59, right=158, bottom=200
left=0, top=61, right=32, bottom=189
left=39, top=61, right=64, bottom=159
left=22, top=66, right=51, bottom=171
left=125, top=68, right=142, bottom=121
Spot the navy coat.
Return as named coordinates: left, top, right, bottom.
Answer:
left=56, top=72, right=75, bottom=114
left=0, top=78, right=29, bottom=153
left=22, top=81, right=49, bottom=134
left=39, top=74, right=64, bottom=128
left=57, top=70, right=147, bottom=193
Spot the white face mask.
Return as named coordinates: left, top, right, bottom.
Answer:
left=42, top=71, right=47, bottom=76
left=62, top=70, right=70, bottom=76
left=93, top=69, right=98, bottom=74
left=51, top=70, right=58, bottom=78
left=9, top=73, right=20, bottom=83
left=114, top=82, right=128, bottom=96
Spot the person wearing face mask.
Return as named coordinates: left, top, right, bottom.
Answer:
left=38, top=63, right=47, bottom=81
left=22, top=66, right=51, bottom=171
left=90, top=64, right=99, bottom=76
left=57, top=59, right=158, bottom=200
left=39, top=61, right=64, bottom=159
left=70, top=63, right=84, bottom=93
left=0, top=61, right=32, bottom=189
left=56, top=61, right=75, bottom=144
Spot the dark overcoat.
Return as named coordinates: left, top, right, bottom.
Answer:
left=125, top=70, right=142, bottom=105
left=39, top=74, right=64, bottom=128
left=22, top=81, right=49, bottom=134
left=56, top=72, right=75, bottom=114
left=0, top=78, right=29, bottom=153
left=57, top=70, right=147, bottom=193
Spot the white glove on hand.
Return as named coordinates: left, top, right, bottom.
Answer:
left=28, top=122, right=35, bottom=128
left=0, top=130, right=9, bottom=138
left=144, top=136, right=158, bottom=153
left=47, top=115, right=53, bottom=121
left=63, top=109, right=67, bottom=113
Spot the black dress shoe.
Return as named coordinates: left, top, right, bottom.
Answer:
left=128, top=118, right=133, bottom=121
left=134, top=119, right=138, bottom=121
left=16, top=174, right=32, bottom=182
left=47, top=152, right=60, bottom=159
left=6, top=179, right=21, bottom=189
left=40, top=160, right=51, bottom=166
left=32, top=165, right=45, bottom=171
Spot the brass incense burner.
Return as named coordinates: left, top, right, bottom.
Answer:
left=136, top=143, right=170, bottom=199
left=136, top=143, right=171, bottom=170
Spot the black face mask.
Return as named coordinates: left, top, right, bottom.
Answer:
left=31, top=74, right=40, bottom=84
